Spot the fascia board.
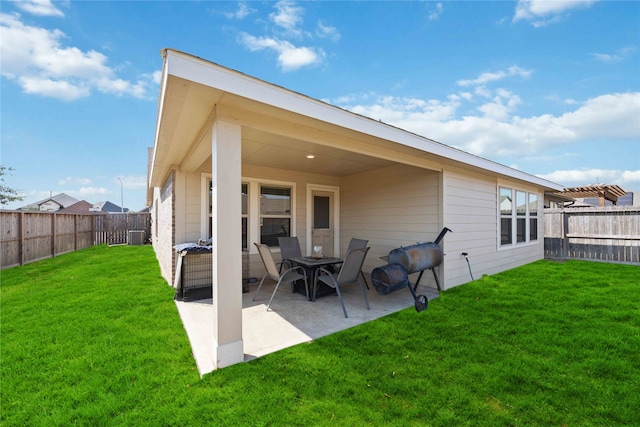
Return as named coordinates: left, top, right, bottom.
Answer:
left=149, top=54, right=171, bottom=189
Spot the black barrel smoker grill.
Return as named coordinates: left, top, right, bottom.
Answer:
left=371, top=227, right=452, bottom=312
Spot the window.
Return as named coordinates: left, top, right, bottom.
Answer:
left=500, top=187, right=512, bottom=245
left=260, top=185, right=292, bottom=247
left=500, top=187, right=539, bottom=247
left=207, top=181, right=249, bottom=249
left=203, top=177, right=294, bottom=251
left=207, top=180, right=212, bottom=238
left=529, top=193, right=538, bottom=241
left=516, top=191, right=526, bottom=243
left=313, top=195, right=330, bottom=229
left=241, top=183, right=248, bottom=250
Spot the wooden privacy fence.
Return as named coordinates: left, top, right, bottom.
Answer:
left=544, top=206, right=640, bottom=264
left=0, top=211, right=151, bottom=269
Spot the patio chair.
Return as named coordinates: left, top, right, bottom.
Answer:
left=313, top=247, right=371, bottom=318
left=277, top=236, right=302, bottom=273
left=332, top=238, right=370, bottom=289
left=347, top=238, right=370, bottom=289
left=253, top=243, right=309, bottom=311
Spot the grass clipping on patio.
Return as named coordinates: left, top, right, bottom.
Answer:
left=1, top=245, right=639, bottom=426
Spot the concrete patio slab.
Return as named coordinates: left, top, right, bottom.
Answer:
left=175, top=276, right=439, bottom=376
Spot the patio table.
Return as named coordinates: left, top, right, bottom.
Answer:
left=290, top=256, right=343, bottom=301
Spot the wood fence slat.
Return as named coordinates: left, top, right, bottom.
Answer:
left=544, top=206, right=640, bottom=264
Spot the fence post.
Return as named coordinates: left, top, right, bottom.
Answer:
left=19, top=211, right=25, bottom=266
left=561, top=210, right=568, bottom=259
left=51, top=213, right=56, bottom=258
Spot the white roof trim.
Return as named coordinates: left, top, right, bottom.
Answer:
left=161, top=48, right=563, bottom=191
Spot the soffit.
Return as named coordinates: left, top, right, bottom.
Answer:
left=241, top=127, right=395, bottom=176
left=150, top=75, right=223, bottom=186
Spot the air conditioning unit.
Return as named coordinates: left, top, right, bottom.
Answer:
left=128, top=230, right=146, bottom=246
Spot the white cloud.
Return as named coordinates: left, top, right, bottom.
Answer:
left=239, top=33, right=324, bottom=71
left=477, top=89, right=522, bottom=120
left=457, top=65, right=532, bottom=87
left=270, top=0, right=305, bottom=38
left=223, top=2, right=254, bottom=19
left=10, top=0, right=64, bottom=17
left=591, top=47, right=636, bottom=63
left=236, top=1, right=336, bottom=70
left=428, top=3, right=443, bottom=21
left=316, top=20, right=340, bottom=41
left=333, top=90, right=640, bottom=159
left=332, top=66, right=639, bottom=161
left=554, top=92, right=640, bottom=140
left=118, top=175, right=147, bottom=189
left=0, top=13, right=155, bottom=100
left=78, top=187, right=109, bottom=196
left=58, top=177, right=91, bottom=186
left=19, top=76, right=89, bottom=101
left=513, top=0, right=598, bottom=26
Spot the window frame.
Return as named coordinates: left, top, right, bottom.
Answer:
left=259, top=184, right=293, bottom=247
left=498, top=185, right=540, bottom=249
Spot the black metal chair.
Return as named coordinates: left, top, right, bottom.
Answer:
left=313, top=247, right=370, bottom=318
left=346, top=238, right=370, bottom=289
left=253, top=243, right=308, bottom=311
left=332, top=238, right=370, bottom=289
left=277, top=236, right=302, bottom=273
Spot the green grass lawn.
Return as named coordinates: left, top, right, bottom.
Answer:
left=1, top=245, right=639, bottom=426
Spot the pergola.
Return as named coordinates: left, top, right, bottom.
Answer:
left=555, top=184, right=627, bottom=206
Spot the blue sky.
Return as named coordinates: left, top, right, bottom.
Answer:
left=1, top=0, right=639, bottom=211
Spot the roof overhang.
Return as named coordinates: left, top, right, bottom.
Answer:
left=148, top=49, right=563, bottom=203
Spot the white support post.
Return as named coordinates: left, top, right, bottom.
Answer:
left=211, top=119, right=244, bottom=368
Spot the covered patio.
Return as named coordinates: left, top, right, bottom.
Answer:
left=175, top=274, right=440, bottom=376
left=149, top=49, right=562, bottom=371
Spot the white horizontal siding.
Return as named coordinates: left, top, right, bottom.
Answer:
left=341, top=164, right=440, bottom=275
left=184, top=172, right=204, bottom=242
left=443, top=169, right=545, bottom=289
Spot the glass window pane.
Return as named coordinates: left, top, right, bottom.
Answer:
left=500, top=188, right=512, bottom=215
left=241, top=184, right=248, bottom=215
left=529, top=193, right=538, bottom=217
left=260, top=186, right=291, bottom=215
left=242, top=218, right=247, bottom=250
left=209, top=180, right=213, bottom=212
left=530, top=218, right=538, bottom=241
left=517, top=218, right=526, bottom=243
left=516, top=191, right=526, bottom=216
left=314, top=196, right=330, bottom=229
left=260, top=218, right=290, bottom=247
left=501, top=218, right=512, bottom=245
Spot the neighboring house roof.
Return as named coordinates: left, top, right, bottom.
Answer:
left=20, top=193, right=80, bottom=211
left=94, top=201, right=129, bottom=213
left=148, top=49, right=563, bottom=203
left=575, top=192, right=636, bottom=207
left=617, top=192, right=637, bottom=206
left=57, top=200, right=105, bottom=214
